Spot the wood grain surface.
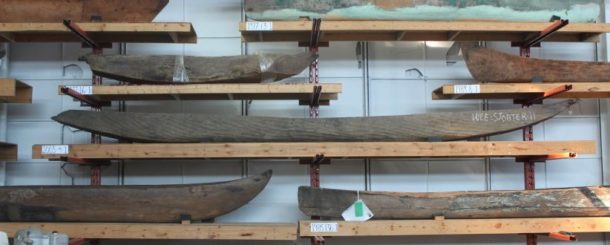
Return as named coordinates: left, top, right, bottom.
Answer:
left=0, top=170, right=271, bottom=222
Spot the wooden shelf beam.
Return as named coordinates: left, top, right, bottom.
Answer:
left=433, top=83, right=610, bottom=100
left=300, top=217, right=610, bottom=237
left=0, top=142, right=17, bottom=161
left=59, top=83, right=341, bottom=102
left=0, top=22, right=196, bottom=43
left=0, top=79, right=32, bottom=103
left=0, top=222, right=297, bottom=240
left=240, top=21, right=610, bottom=43
left=32, top=140, right=595, bottom=160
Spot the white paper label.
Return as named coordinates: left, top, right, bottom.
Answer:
left=246, top=22, right=273, bottom=31
left=310, top=223, right=338, bottom=233
left=41, top=145, right=69, bottom=155
left=65, top=85, right=93, bottom=95
left=453, top=85, right=481, bottom=94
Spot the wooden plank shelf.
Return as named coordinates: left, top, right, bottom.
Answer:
left=0, top=79, right=32, bottom=103
left=59, top=83, right=341, bottom=102
left=0, top=22, right=196, bottom=43
left=0, top=141, right=17, bottom=161
left=240, top=21, right=610, bottom=43
left=0, top=222, right=297, bottom=240
left=32, top=140, right=595, bottom=160
left=433, top=83, right=610, bottom=100
left=300, top=217, right=610, bottom=237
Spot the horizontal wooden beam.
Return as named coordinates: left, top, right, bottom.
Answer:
left=0, top=79, right=32, bottom=103
left=300, top=217, right=610, bottom=237
left=433, top=83, right=610, bottom=100
left=240, top=21, right=610, bottom=42
left=32, top=141, right=595, bottom=160
left=0, top=142, right=17, bottom=161
left=59, top=83, right=341, bottom=102
left=0, top=222, right=297, bottom=240
left=0, top=22, right=196, bottom=43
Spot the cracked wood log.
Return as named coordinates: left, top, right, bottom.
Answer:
left=0, top=170, right=271, bottom=222
left=52, top=100, right=575, bottom=143
left=0, top=0, right=168, bottom=22
left=465, top=47, right=610, bottom=83
left=299, top=185, right=610, bottom=219
left=85, top=52, right=317, bottom=84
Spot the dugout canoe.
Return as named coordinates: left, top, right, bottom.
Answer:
left=0, top=170, right=272, bottom=222
left=85, top=52, right=317, bottom=84
left=298, top=185, right=610, bottom=219
left=464, top=47, right=610, bottom=83
left=0, top=0, right=168, bottom=22
left=245, top=0, right=600, bottom=23
left=52, top=100, right=575, bottom=143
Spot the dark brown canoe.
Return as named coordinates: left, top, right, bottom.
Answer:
left=0, top=0, right=168, bottom=22
left=299, top=185, right=610, bottom=219
left=85, top=52, right=317, bottom=84
left=0, top=170, right=271, bottom=223
left=52, top=100, right=575, bottom=143
left=464, top=47, right=610, bottom=83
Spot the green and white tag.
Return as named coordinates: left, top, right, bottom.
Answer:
left=341, top=191, right=374, bottom=221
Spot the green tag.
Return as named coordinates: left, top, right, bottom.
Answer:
left=354, top=200, right=364, bottom=217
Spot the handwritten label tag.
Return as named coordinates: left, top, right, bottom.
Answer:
left=65, top=86, right=93, bottom=95
left=41, top=145, right=69, bottom=155
left=310, top=223, right=338, bottom=233
left=453, top=85, right=480, bottom=94
left=246, top=22, right=273, bottom=31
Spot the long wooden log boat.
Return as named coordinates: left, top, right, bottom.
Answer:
left=52, top=100, right=575, bottom=143
left=298, top=185, right=610, bottom=219
left=464, top=47, right=610, bottom=83
left=85, top=52, right=317, bottom=84
left=0, top=170, right=271, bottom=222
left=0, top=0, right=168, bottom=22
left=245, top=0, right=600, bottom=23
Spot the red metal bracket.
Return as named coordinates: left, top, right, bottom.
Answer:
left=514, top=84, right=573, bottom=105
left=515, top=152, right=577, bottom=163
left=60, top=87, right=110, bottom=108
left=512, top=19, right=569, bottom=57
left=547, top=231, right=577, bottom=241
left=63, top=20, right=111, bottom=49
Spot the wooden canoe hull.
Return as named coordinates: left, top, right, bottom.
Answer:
left=245, top=0, right=600, bottom=23
left=52, top=100, right=574, bottom=143
left=0, top=0, right=168, bottom=22
left=85, top=52, right=317, bottom=84
left=465, top=47, right=610, bottom=83
left=0, top=171, right=271, bottom=223
left=298, top=186, right=610, bottom=219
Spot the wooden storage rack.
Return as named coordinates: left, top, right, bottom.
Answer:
left=300, top=217, right=610, bottom=237
left=240, top=20, right=610, bottom=42
left=33, top=140, right=595, bottom=160
left=0, top=222, right=297, bottom=241
left=0, top=78, right=32, bottom=103
left=0, top=22, right=196, bottom=43
left=433, top=82, right=610, bottom=100
left=60, top=83, right=342, bottom=104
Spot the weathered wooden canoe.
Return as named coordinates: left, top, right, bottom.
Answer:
left=52, top=100, right=574, bottom=143
left=245, top=0, right=600, bottom=22
left=465, top=47, right=610, bottom=83
left=0, top=170, right=271, bottom=222
left=0, top=0, right=168, bottom=22
left=299, top=185, right=610, bottom=219
left=85, top=52, right=317, bottom=84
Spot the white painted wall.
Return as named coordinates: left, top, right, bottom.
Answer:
left=2, top=1, right=609, bottom=244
